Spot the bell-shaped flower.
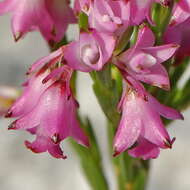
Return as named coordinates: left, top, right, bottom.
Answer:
left=116, top=25, right=179, bottom=90
left=113, top=81, right=183, bottom=159
left=0, top=0, right=76, bottom=42
left=8, top=66, right=89, bottom=159
left=64, top=30, right=116, bottom=72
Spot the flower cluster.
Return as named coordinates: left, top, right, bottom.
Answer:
left=1, top=0, right=186, bottom=160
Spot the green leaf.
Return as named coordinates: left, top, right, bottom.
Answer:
left=70, top=118, right=109, bottom=190
left=114, top=26, right=134, bottom=56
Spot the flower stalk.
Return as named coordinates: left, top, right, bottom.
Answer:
left=91, top=66, right=151, bottom=190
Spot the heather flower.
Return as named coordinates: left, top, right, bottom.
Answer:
left=7, top=65, right=89, bottom=158
left=113, top=81, right=183, bottom=159
left=116, top=25, right=179, bottom=90
left=0, top=0, right=76, bottom=42
left=64, top=30, right=116, bottom=72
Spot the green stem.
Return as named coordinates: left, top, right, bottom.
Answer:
left=71, top=72, right=109, bottom=190
left=70, top=138, right=109, bottom=190
left=91, top=65, right=150, bottom=190
left=151, top=2, right=174, bottom=44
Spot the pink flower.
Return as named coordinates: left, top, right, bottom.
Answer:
left=116, top=25, right=179, bottom=90
left=0, top=0, right=76, bottom=42
left=7, top=65, right=89, bottom=158
left=164, top=0, right=190, bottom=62
left=88, top=0, right=130, bottom=35
left=113, top=81, right=183, bottom=160
left=64, top=30, right=116, bottom=72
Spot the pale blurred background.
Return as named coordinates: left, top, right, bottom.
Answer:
left=0, top=14, right=189, bottom=190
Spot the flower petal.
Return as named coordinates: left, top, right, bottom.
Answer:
left=142, top=44, right=179, bottom=64
left=135, top=25, right=155, bottom=48
left=148, top=95, right=184, bottom=120
left=128, top=136, right=160, bottom=160
left=114, top=93, right=142, bottom=155
left=135, top=63, right=170, bottom=90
